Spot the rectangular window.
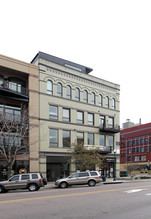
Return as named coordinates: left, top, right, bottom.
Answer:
left=49, top=105, right=58, bottom=120
left=140, top=147, right=144, bottom=152
left=0, top=105, right=21, bottom=122
left=100, top=135, right=105, bottom=146
left=2, top=133, right=21, bottom=147
left=63, top=108, right=70, bottom=122
left=100, top=116, right=105, bottom=128
left=63, top=130, right=70, bottom=147
left=128, top=156, right=131, bottom=161
left=141, top=155, right=146, bottom=161
left=108, top=136, right=114, bottom=151
left=77, top=111, right=84, bottom=124
left=88, top=133, right=94, bottom=145
left=88, top=113, right=94, bottom=125
left=108, top=117, right=114, bottom=128
left=49, top=129, right=58, bottom=147
left=77, top=132, right=84, bottom=145
left=134, top=156, right=139, bottom=162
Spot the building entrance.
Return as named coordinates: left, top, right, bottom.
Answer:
left=46, top=156, right=70, bottom=182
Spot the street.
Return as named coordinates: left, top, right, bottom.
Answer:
left=0, top=181, right=151, bottom=219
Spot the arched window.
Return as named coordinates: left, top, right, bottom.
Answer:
left=47, top=80, right=53, bottom=95
left=66, top=85, right=71, bottom=99
left=105, top=96, right=109, bottom=108
left=91, top=92, right=95, bottom=105
left=83, top=90, right=88, bottom=103
left=57, top=83, right=62, bottom=97
left=98, top=94, right=102, bottom=106
left=112, top=98, right=116, bottom=109
left=75, top=88, right=80, bottom=101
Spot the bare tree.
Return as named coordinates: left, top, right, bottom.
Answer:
left=70, top=143, right=105, bottom=171
left=0, top=106, right=29, bottom=178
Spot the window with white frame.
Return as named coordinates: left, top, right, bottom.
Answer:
left=98, top=94, right=102, bottom=106
left=63, top=130, right=70, bottom=147
left=91, top=92, right=95, bottom=105
left=100, top=116, right=105, bottom=128
left=47, top=80, right=53, bottom=94
left=63, top=108, right=70, bottom=122
left=49, top=129, right=58, bottom=147
left=112, top=98, right=116, bottom=109
left=134, top=156, right=139, bottom=162
left=105, top=96, right=109, bottom=108
left=108, top=135, right=114, bottom=151
left=108, top=117, right=114, bottom=128
left=83, top=90, right=88, bottom=103
left=77, top=111, right=84, bottom=124
left=88, top=133, right=94, bottom=145
left=49, top=105, right=58, bottom=120
left=141, top=155, right=146, bottom=161
left=100, top=135, right=105, bottom=146
left=88, top=113, right=94, bottom=126
left=57, top=83, right=62, bottom=97
left=66, top=85, right=71, bottom=99
left=75, top=87, right=80, bottom=101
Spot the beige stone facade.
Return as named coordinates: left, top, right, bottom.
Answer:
left=0, top=52, right=120, bottom=181
left=32, top=52, right=120, bottom=181
left=0, top=54, right=39, bottom=177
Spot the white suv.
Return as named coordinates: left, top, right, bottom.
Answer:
left=55, top=171, right=102, bottom=188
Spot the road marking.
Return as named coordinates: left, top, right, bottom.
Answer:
left=146, top=193, right=151, bottom=196
left=125, top=189, right=147, bottom=193
left=1, top=185, right=151, bottom=204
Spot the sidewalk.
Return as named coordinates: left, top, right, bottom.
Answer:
left=103, top=174, right=151, bottom=184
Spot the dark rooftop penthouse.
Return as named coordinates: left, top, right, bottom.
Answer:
left=31, top=51, right=93, bottom=74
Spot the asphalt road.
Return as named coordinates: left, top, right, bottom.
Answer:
left=0, top=182, right=151, bottom=219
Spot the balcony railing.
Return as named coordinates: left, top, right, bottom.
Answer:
left=0, top=82, right=28, bottom=96
left=100, top=123, right=120, bottom=133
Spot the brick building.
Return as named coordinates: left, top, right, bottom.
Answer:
left=120, top=123, right=151, bottom=175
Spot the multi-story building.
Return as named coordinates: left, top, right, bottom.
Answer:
left=120, top=123, right=151, bottom=175
left=31, top=51, right=120, bottom=181
left=0, top=54, right=39, bottom=180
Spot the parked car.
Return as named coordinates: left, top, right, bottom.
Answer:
left=55, top=171, right=102, bottom=188
left=0, top=173, right=47, bottom=193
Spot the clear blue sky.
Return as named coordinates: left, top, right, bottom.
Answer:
left=1, top=0, right=151, bottom=127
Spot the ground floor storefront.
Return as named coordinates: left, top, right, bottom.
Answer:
left=0, top=160, right=29, bottom=181
left=40, top=153, right=120, bottom=182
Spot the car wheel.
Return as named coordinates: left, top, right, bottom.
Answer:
left=28, top=184, right=38, bottom=192
left=0, top=186, right=4, bottom=193
left=60, top=182, right=68, bottom=188
left=88, top=180, right=96, bottom=187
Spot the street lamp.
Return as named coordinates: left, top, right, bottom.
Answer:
left=113, top=149, right=116, bottom=181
